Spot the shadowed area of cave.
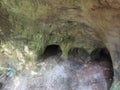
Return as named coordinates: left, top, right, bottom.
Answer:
left=90, top=48, right=113, bottom=62
left=90, top=48, right=114, bottom=90
left=68, top=47, right=89, bottom=63
left=68, top=48, right=89, bottom=60
left=67, top=47, right=114, bottom=90
left=42, top=45, right=62, bottom=59
left=0, top=82, right=3, bottom=89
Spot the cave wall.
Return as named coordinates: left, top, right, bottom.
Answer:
left=0, top=0, right=120, bottom=89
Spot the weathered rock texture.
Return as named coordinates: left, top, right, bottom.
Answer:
left=1, top=56, right=113, bottom=90
left=0, top=0, right=120, bottom=90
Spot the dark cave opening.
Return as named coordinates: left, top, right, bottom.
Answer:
left=67, top=47, right=114, bottom=89
left=90, top=48, right=112, bottom=61
left=42, top=44, right=62, bottom=59
left=90, top=48, right=114, bottom=89
left=68, top=47, right=89, bottom=61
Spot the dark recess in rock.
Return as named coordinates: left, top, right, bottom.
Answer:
left=42, top=44, right=62, bottom=59
left=90, top=48, right=114, bottom=89
left=0, top=82, right=3, bottom=89
left=90, top=48, right=112, bottom=62
left=68, top=47, right=89, bottom=63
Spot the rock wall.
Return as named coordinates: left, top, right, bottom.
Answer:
left=0, top=0, right=120, bottom=89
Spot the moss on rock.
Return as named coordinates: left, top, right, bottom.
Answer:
left=0, top=0, right=120, bottom=89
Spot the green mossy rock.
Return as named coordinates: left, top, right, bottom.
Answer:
left=0, top=0, right=120, bottom=90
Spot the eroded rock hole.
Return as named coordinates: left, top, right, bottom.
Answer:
left=68, top=47, right=89, bottom=63
left=43, top=45, right=62, bottom=59
left=90, top=48, right=114, bottom=90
